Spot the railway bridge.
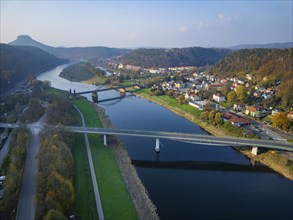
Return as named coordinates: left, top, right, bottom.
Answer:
left=70, top=86, right=133, bottom=103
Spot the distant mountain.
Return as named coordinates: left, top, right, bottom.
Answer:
left=9, top=35, right=130, bottom=60
left=0, top=44, right=66, bottom=94
left=116, top=47, right=232, bottom=68
left=9, top=35, right=56, bottom=54
left=228, top=42, right=293, bottom=50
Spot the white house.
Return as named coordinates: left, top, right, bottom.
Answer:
left=189, top=100, right=207, bottom=110
left=213, top=93, right=226, bottom=102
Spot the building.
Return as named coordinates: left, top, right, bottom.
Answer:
left=233, top=104, right=246, bottom=112
left=189, top=100, right=207, bottom=110
left=213, top=92, right=226, bottom=102
left=245, top=106, right=260, bottom=118
left=222, top=112, right=251, bottom=127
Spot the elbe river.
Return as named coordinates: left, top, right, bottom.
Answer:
left=38, top=63, right=293, bottom=220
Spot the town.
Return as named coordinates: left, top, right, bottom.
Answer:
left=105, top=62, right=293, bottom=142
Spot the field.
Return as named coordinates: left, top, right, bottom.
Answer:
left=73, top=99, right=138, bottom=220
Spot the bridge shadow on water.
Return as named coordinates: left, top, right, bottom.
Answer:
left=131, top=159, right=274, bottom=173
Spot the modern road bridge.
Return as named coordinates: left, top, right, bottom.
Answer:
left=1, top=123, right=292, bottom=155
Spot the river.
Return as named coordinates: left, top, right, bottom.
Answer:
left=37, top=64, right=293, bottom=220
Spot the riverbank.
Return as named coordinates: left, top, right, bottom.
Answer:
left=73, top=99, right=139, bottom=220
left=135, top=90, right=293, bottom=180
left=93, top=103, right=159, bottom=220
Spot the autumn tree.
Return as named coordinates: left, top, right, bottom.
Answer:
left=200, top=111, right=209, bottom=121
left=271, top=112, right=291, bottom=131
left=215, top=112, right=223, bottom=125
left=235, top=85, right=247, bottom=103
left=227, top=91, right=237, bottom=104
left=208, top=110, right=217, bottom=125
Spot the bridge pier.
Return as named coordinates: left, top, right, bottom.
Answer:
left=251, top=146, right=258, bottom=156
left=92, top=92, right=98, bottom=103
left=155, top=138, right=160, bottom=153
left=119, top=88, right=126, bottom=97
left=103, top=135, right=107, bottom=146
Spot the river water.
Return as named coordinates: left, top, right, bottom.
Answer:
left=37, top=64, right=293, bottom=220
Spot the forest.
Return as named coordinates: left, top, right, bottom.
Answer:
left=0, top=44, right=66, bottom=94
left=116, top=47, right=231, bottom=68
left=59, top=62, right=106, bottom=82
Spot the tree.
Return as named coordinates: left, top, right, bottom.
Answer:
left=208, top=110, right=217, bottom=125
left=178, top=94, right=187, bottom=105
left=215, top=112, right=223, bottom=125
left=221, top=84, right=231, bottom=96
left=271, top=112, right=291, bottom=131
left=235, top=85, right=247, bottom=102
left=200, top=111, right=209, bottom=121
left=227, top=91, right=237, bottom=104
left=44, top=209, right=66, bottom=220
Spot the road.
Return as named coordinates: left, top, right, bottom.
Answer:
left=16, top=114, right=44, bottom=220
left=0, top=123, right=292, bottom=152
left=63, top=126, right=293, bottom=151
left=228, top=109, right=293, bottom=141
left=74, top=106, right=105, bottom=220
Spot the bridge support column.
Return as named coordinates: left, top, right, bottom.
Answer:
left=251, top=146, right=258, bottom=156
left=103, top=135, right=107, bottom=146
left=155, top=138, right=160, bottom=153
left=92, top=92, right=98, bottom=103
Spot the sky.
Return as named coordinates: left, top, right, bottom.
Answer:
left=0, top=0, right=292, bottom=48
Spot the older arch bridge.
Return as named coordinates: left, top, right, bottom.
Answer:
left=1, top=123, right=292, bottom=156
left=69, top=85, right=135, bottom=103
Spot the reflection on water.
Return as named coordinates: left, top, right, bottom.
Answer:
left=132, top=160, right=274, bottom=173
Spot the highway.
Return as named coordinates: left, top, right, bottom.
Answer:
left=0, top=122, right=292, bottom=152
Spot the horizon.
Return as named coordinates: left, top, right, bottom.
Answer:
left=4, top=34, right=293, bottom=49
left=1, top=1, right=292, bottom=48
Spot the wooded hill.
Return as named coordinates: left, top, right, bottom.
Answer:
left=0, top=44, right=66, bottom=94
left=208, top=48, right=293, bottom=107
left=116, top=47, right=231, bottom=68
left=9, top=35, right=130, bottom=60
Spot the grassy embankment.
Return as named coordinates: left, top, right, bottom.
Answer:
left=136, top=88, right=228, bottom=136
left=135, top=88, right=293, bottom=180
left=72, top=110, right=98, bottom=220
left=73, top=98, right=138, bottom=220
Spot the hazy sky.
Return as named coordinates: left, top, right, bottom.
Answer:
left=1, top=1, right=292, bottom=48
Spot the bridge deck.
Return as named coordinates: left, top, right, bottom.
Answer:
left=0, top=123, right=292, bottom=152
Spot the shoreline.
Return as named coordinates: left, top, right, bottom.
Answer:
left=93, top=104, right=159, bottom=220
left=134, top=92, right=293, bottom=180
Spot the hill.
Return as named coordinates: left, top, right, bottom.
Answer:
left=9, top=35, right=130, bottom=60
left=116, top=47, right=231, bottom=68
left=208, top=48, right=293, bottom=107
left=229, top=42, right=293, bottom=50
left=0, top=44, right=66, bottom=94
